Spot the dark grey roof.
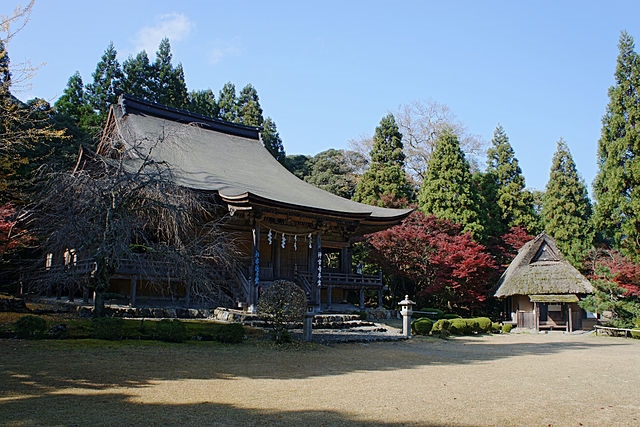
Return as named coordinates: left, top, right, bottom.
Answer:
left=494, top=232, right=594, bottom=298
left=106, top=95, right=412, bottom=222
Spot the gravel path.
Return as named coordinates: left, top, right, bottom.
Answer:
left=1, top=333, right=639, bottom=426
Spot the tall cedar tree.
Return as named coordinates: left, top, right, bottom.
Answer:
left=53, top=71, right=100, bottom=138
left=217, top=82, right=238, bottom=122
left=418, top=129, right=486, bottom=240
left=85, top=42, right=123, bottom=122
left=152, top=38, right=188, bottom=109
left=485, top=125, right=537, bottom=233
left=188, top=89, right=219, bottom=118
left=121, top=51, right=154, bottom=101
left=541, top=139, right=593, bottom=267
left=593, top=31, right=640, bottom=260
left=236, top=84, right=263, bottom=127
left=353, top=113, right=412, bottom=207
left=261, top=117, right=287, bottom=165
left=366, top=211, right=496, bottom=313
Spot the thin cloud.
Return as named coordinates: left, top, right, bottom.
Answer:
left=133, top=13, right=193, bottom=54
left=208, top=38, right=243, bottom=65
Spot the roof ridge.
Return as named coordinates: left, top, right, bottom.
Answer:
left=118, top=94, right=261, bottom=140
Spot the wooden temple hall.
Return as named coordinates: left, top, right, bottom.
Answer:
left=99, top=95, right=412, bottom=311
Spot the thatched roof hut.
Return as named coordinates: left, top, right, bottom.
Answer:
left=494, top=232, right=594, bottom=299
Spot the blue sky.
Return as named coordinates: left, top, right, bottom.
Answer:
left=5, top=1, right=640, bottom=193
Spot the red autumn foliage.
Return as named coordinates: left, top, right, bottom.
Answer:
left=488, top=226, right=535, bottom=269
left=590, top=250, right=640, bottom=297
left=0, top=203, right=31, bottom=258
left=366, top=211, right=497, bottom=311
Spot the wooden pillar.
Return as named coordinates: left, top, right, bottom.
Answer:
left=534, top=302, right=539, bottom=332
left=251, top=224, right=261, bottom=309
left=341, top=246, right=352, bottom=274
left=327, top=285, right=332, bottom=310
left=378, top=288, right=383, bottom=308
left=312, top=233, right=322, bottom=309
left=568, top=305, right=573, bottom=332
left=130, top=277, right=137, bottom=307
left=359, top=287, right=365, bottom=309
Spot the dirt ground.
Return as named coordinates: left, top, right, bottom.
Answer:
left=1, top=332, right=639, bottom=426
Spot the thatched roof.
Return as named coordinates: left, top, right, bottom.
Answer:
left=494, top=232, right=594, bottom=298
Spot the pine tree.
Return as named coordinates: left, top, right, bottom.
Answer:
left=261, top=117, right=287, bottom=165
left=236, top=84, right=263, bottom=127
left=542, top=139, right=593, bottom=267
left=353, top=113, right=412, bottom=207
left=152, top=39, right=188, bottom=109
left=593, top=31, right=640, bottom=260
left=417, top=129, right=485, bottom=240
left=188, top=89, right=218, bottom=118
left=485, top=125, right=537, bottom=233
left=217, top=82, right=238, bottom=122
left=122, top=51, right=154, bottom=101
left=86, top=42, right=123, bottom=122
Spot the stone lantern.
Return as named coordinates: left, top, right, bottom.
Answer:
left=398, top=295, right=415, bottom=338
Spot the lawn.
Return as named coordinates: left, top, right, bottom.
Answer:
left=1, top=333, right=639, bottom=426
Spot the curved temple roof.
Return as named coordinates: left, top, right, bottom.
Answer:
left=105, top=95, right=412, bottom=225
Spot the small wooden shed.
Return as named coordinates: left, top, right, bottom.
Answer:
left=494, top=232, right=594, bottom=332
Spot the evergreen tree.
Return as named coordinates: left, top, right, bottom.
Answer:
left=417, top=129, right=485, bottom=240
left=188, top=89, right=218, bottom=118
left=53, top=71, right=99, bottom=136
left=152, top=38, right=188, bottom=109
left=86, top=42, right=123, bottom=122
left=593, top=31, right=640, bottom=260
left=122, top=51, right=154, bottom=101
left=485, top=125, right=537, bottom=233
left=305, top=149, right=360, bottom=199
left=353, top=113, right=412, bottom=207
left=236, top=84, right=263, bottom=127
left=217, top=82, right=238, bottom=122
left=541, top=139, right=593, bottom=267
left=261, top=117, right=287, bottom=165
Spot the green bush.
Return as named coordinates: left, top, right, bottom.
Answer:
left=411, top=317, right=434, bottom=335
left=431, top=319, right=451, bottom=337
left=473, top=317, right=492, bottom=333
left=449, top=318, right=472, bottom=335
left=213, top=323, right=245, bottom=344
left=155, top=319, right=187, bottom=343
left=501, top=323, right=514, bottom=334
left=15, top=315, right=47, bottom=339
left=491, top=322, right=501, bottom=333
left=91, top=317, right=124, bottom=340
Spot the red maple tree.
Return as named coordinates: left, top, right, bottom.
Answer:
left=366, top=211, right=497, bottom=313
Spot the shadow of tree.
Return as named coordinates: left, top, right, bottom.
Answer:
left=0, top=335, right=637, bottom=425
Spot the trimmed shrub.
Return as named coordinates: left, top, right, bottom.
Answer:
left=431, top=319, right=451, bottom=337
left=491, top=322, right=501, bottom=333
left=449, top=318, right=472, bottom=335
left=155, top=319, right=187, bottom=343
left=91, top=317, right=124, bottom=340
left=15, top=315, right=47, bottom=339
left=411, top=317, right=434, bottom=335
left=473, top=317, right=492, bottom=333
left=502, top=323, right=514, bottom=334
